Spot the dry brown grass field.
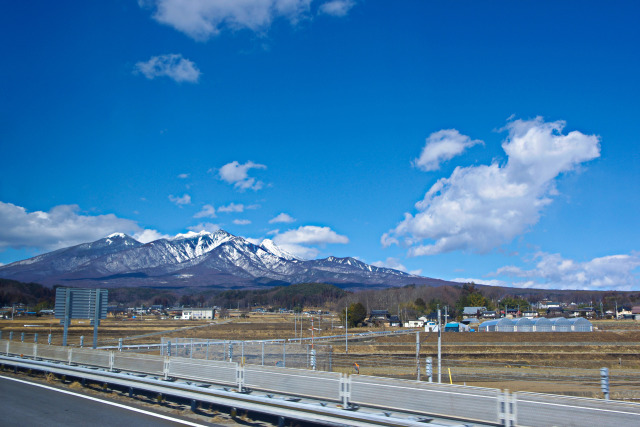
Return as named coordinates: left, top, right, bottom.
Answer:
left=3, top=314, right=640, bottom=399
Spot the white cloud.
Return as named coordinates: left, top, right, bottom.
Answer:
left=319, top=0, right=355, bottom=17
left=372, top=257, right=408, bottom=272
left=188, top=222, right=221, bottom=233
left=178, top=173, right=189, bottom=179
left=274, top=225, right=348, bottom=245
left=413, top=129, right=483, bottom=171
left=274, top=243, right=319, bottom=260
left=217, top=161, right=267, bottom=191
left=233, top=219, right=251, bottom=225
left=218, top=202, right=245, bottom=213
left=269, top=213, right=296, bottom=223
left=492, top=252, right=640, bottom=291
left=134, top=54, right=200, bottom=83
left=270, top=225, right=348, bottom=260
left=383, top=117, right=600, bottom=255
left=133, top=229, right=171, bottom=243
left=140, top=0, right=319, bottom=41
left=0, top=202, right=141, bottom=250
left=194, top=204, right=216, bottom=218
left=169, top=194, right=191, bottom=206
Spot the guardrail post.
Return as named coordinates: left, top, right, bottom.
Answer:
left=68, top=348, right=73, bottom=365
left=80, top=336, right=84, bottom=348
left=118, top=338, right=123, bottom=352
left=499, top=389, right=515, bottom=426
left=48, top=334, right=52, bottom=345
left=340, top=374, right=351, bottom=408
left=164, top=357, right=170, bottom=380
left=236, top=363, right=244, bottom=392
left=109, top=351, right=114, bottom=371
left=601, top=367, right=610, bottom=400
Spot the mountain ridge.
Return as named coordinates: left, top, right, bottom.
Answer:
left=0, top=230, right=456, bottom=290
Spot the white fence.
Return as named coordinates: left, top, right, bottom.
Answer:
left=2, top=339, right=640, bottom=426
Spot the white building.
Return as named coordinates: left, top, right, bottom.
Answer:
left=181, top=308, right=215, bottom=320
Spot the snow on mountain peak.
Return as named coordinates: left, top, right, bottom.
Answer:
left=107, top=232, right=126, bottom=238
left=260, top=239, right=300, bottom=261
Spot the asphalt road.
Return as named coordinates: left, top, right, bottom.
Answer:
left=0, top=375, right=216, bottom=426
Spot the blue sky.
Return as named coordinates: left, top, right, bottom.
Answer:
left=1, top=0, right=639, bottom=290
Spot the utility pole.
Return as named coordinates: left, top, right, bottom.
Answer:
left=345, top=306, right=348, bottom=354
left=437, top=307, right=442, bottom=383
left=444, top=306, right=448, bottom=326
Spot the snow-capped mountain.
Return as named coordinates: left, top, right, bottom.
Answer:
left=0, top=230, right=453, bottom=290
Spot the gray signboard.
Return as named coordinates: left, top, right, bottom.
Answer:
left=54, top=288, right=108, bottom=348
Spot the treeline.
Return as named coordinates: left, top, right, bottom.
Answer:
left=0, top=279, right=56, bottom=309
left=3, top=279, right=640, bottom=317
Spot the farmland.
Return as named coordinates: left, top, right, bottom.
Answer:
left=2, top=314, right=640, bottom=399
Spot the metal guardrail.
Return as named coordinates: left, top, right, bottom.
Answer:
left=2, top=339, right=640, bottom=426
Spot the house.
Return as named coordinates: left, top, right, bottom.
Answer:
left=404, top=319, right=425, bottom=328
left=388, top=315, right=401, bottom=327
left=481, top=310, right=497, bottom=319
left=181, top=308, right=215, bottom=320
left=370, top=310, right=390, bottom=320
left=631, top=306, right=640, bottom=315
left=617, top=306, right=632, bottom=319
left=463, top=307, right=486, bottom=317
left=522, top=311, right=538, bottom=318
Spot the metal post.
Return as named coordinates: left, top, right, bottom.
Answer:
left=311, top=349, right=316, bottom=371
left=283, top=341, right=286, bottom=367
left=21, top=332, right=25, bottom=342
left=9, top=331, right=13, bottom=341
left=426, top=357, right=433, bottom=382
left=118, top=338, right=123, bottom=352
left=601, top=367, right=610, bottom=400
left=241, top=341, right=245, bottom=364
left=167, top=340, right=172, bottom=357
left=228, top=342, right=233, bottom=362
left=206, top=340, right=210, bottom=360
left=92, top=289, right=100, bottom=349
left=48, top=334, right=52, bottom=345
left=416, top=331, right=421, bottom=381
left=345, top=306, right=348, bottom=354
left=34, top=333, right=38, bottom=343
left=437, top=308, right=442, bottom=384
left=62, top=289, right=71, bottom=347
left=80, top=336, right=84, bottom=348
left=190, top=338, right=193, bottom=359
left=261, top=342, right=265, bottom=366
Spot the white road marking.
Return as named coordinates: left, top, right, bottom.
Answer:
left=0, top=375, right=208, bottom=426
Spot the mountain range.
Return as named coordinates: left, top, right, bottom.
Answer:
left=0, top=230, right=455, bottom=290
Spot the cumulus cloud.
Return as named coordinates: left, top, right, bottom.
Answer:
left=269, top=213, right=296, bottom=223
left=383, top=117, right=601, bottom=255
left=413, top=129, right=483, bottom=171
left=218, top=202, right=245, bottom=213
left=133, top=229, right=171, bottom=243
left=452, top=278, right=508, bottom=287
left=372, top=257, right=408, bottom=272
left=271, top=225, right=348, bottom=260
left=169, top=194, right=191, bottom=206
left=233, top=219, right=251, bottom=225
left=319, top=0, right=355, bottom=17
left=491, top=252, right=640, bottom=291
left=274, top=225, right=348, bottom=245
left=140, top=0, right=328, bottom=41
left=194, top=204, right=216, bottom=218
left=0, top=202, right=142, bottom=250
left=187, top=222, right=221, bottom=233
left=134, top=54, right=200, bottom=83
left=217, top=161, right=267, bottom=191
